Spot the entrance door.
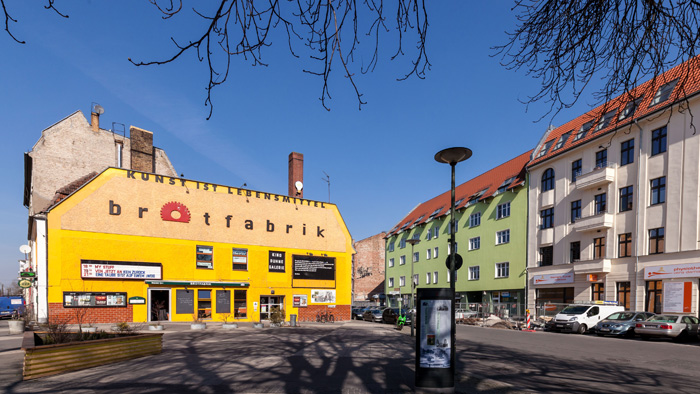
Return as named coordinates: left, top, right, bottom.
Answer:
left=149, top=289, right=170, bottom=322
left=259, top=296, right=284, bottom=320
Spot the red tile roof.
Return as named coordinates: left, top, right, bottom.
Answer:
left=385, top=150, right=532, bottom=238
left=528, top=56, right=700, bottom=167
left=48, top=172, right=99, bottom=209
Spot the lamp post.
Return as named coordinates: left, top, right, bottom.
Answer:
left=434, top=146, right=471, bottom=384
left=406, top=237, right=420, bottom=337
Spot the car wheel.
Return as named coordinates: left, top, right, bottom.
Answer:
left=596, top=333, right=605, bottom=337
left=624, top=329, right=635, bottom=339
left=577, top=324, right=587, bottom=335
left=673, top=330, right=689, bottom=343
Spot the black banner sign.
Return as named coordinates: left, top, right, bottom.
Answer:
left=292, top=255, right=335, bottom=280
left=269, top=251, right=286, bottom=273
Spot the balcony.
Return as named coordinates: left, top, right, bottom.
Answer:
left=573, top=258, right=612, bottom=274
left=573, top=213, right=613, bottom=232
left=575, top=164, right=615, bottom=190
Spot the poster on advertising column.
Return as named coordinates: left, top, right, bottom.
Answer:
left=415, top=288, right=454, bottom=389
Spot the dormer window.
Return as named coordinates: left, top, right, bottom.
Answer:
left=536, top=140, right=554, bottom=158
left=497, top=177, right=516, bottom=194
left=594, top=110, right=617, bottom=132
left=553, top=132, right=571, bottom=150
left=412, top=215, right=425, bottom=227
left=649, top=79, right=678, bottom=107
left=573, top=121, right=594, bottom=141
left=618, top=97, right=642, bottom=121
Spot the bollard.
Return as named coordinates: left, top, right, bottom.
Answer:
left=290, top=314, right=297, bottom=327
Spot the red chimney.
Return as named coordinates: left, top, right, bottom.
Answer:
left=288, top=152, right=304, bottom=198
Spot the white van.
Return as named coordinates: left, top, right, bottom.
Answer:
left=552, top=303, right=625, bottom=334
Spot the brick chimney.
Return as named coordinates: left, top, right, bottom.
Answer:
left=91, top=111, right=100, bottom=132
left=288, top=152, right=304, bottom=198
left=130, top=126, right=155, bottom=173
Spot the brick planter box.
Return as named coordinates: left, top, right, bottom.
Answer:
left=22, top=331, right=163, bottom=380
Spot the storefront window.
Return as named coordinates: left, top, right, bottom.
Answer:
left=232, top=248, right=248, bottom=270
left=591, top=283, right=604, bottom=301
left=198, top=290, right=212, bottom=319
left=646, top=280, right=663, bottom=313
left=234, top=290, right=247, bottom=318
left=196, top=245, right=214, bottom=269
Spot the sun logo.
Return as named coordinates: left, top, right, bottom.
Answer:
left=160, top=201, right=191, bottom=223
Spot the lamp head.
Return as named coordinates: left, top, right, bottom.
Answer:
left=435, top=147, right=472, bottom=165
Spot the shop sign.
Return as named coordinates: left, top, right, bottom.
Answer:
left=129, top=296, right=146, bottom=305
left=645, top=263, right=700, bottom=279
left=292, top=255, right=335, bottom=280
left=662, top=282, right=692, bottom=313
left=533, top=272, right=574, bottom=285
left=18, top=278, right=32, bottom=288
left=269, top=251, right=286, bottom=273
left=388, top=291, right=400, bottom=295
left=587, top=274, right=599, bottom=282
left=19, top=271, right=36, bottom=278
left=293, top=295, right=308, bottom=308
left=310, top=289, right=336, bottom=304
left=81, top=260, right=163, bottom=280
left=145, top=280, right=249, bottom=287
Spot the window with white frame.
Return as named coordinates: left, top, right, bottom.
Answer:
left=388, top=277, right=394, bottom=287
left=433, top=271, right=438, bottom=283
left=426, top=230, right=432, bottom=241
left=447, top=270, right=457, bottom=283
left=433, top=227, right=439, bottom=238
left=389, top=258, right=394, bottom=267
left=426, top=249, right=431, bottom=260
left=497, top=202, right=511, bottom=219
left=413, top=274, right=419, bottom=285
left=469, top=237, right=480, bottom=251
left=433, top=247, right=439, bottom=259
left=495, top=262, right=510, bottom=278
left=496, top=230, right=510, bottom=245
left=426, top=272, right=431, bottom=284
left=399, top=276, right=405, bottom=287
left=469, top=266, right=480, bottom=280
left=447, top=219, right=460, bottom=234
left=399, top=255, right=406, bottom=265
left=447, top=243, right=459, bottom=254
left=399, top=239, right=406, bottom=249
left=469, top=212, right=481, bottom=227
left=388, top=242, right=395, bottom=252
left=413, top=252, right=419, bottom=263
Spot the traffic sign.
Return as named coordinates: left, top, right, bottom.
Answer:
left=445, top=253, right=463, bottom=270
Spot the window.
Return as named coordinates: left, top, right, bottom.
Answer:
left=619, top=233, right=632, bottom=257
left=412, top=252, right=419, bottom=263
left=620, top=139, right=634, bottom=166
left=426, top=230, right=432, bottom=241
left=617, top=282, right=631, bottom=310
left=399, top=255, right=406, bottom=265
left=496, top=230, right=510, bottom=245
left=447, top=219, right=459, bottom=234
left=651, top=127, right=667, bottom=156
left=649, top=227, right=665, bottom=254
left=496, top=262, right=509, bottom=278
left=399, top=276, right=405, bottom=287
left=574, top=121, right=594, bottom=141
left=234, top=290, right=247, bottom=318
left=428, top=207, right=443, bottom=220
left=447, top=243, right=459, bottom=254
left=196, top=245, right=213, bottom=269
left=469, top=266, right=480, bottom=280
left=433, top=247, right=439, bottom=259
left=536, top=140, right=554, bottom=158
left=198, top=290, right=212, bottom=319
left=594, top=237, right=606, bottom=259
left=646, top=280, right=663, bottom=313
left=554, top=131, right=571, bottom=150
left=433, top=271, right=438, bottom=284
left=426, top=272, right=431, bottom=284
left=595, top=110, right=617, bottom=132
left=540, top=208, right=554, bottom=229
left=232, top=248, right=248, bottom=271
left=433, top=226, right=439, bottom=238
left=594, top=193, right=607, bottom=214
left=650, top=177, right=666, bottom=205
left=497, top=202, right=511, bottom=219
left=571, top=159, right=582, bottom=182
left=595, top=149, right=608, bottom=168
left=388, top=242, right=395, bottom=252
left=426, top=249, right=431, bottom=260
left=497, top=177, right=516, bottom=193
left=388, top=258, right=394, bottom=267
left=570, top=242, right=580, bottom=263
left=540, top=246, right=553, bottom=266
left=571, top=200, right=581, bottom=223
left=619, top=186, right=633, bottom=212
left=388, top=277, right=394, bottom=288
left=399, top=239, right=406, bottom=249
left=469, top=212, right=481, bottom=227
left=649, top=79, right=678, bottom=107
left=541, top=168, right=555, bottom=191
left=619, top=98, right=642, bottom=121
left=591, top=283, right=605, bottom=302
left=413, top=274, right=419, bottom=285
left=469, top=237, right=480, bottom=251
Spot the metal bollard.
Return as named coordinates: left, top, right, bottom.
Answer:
left=290, top=314, right=297, bottom=327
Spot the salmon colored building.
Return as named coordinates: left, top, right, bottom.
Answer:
left=35, top=167, right=354, bottom=324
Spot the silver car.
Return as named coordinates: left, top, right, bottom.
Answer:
left=635, top=314, right=700, bottom=342
left=595, top=311, right=654, bottom=338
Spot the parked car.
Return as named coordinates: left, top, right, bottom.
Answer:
left=351, top=307, right=366, bottom=320
left=635, top=314, right=700, bottom=342
left=595, top=311, right=655, bottom=338
left=0, top=296, right=24, bottom=319
left=362, top=307, right=386, bottom=322
left=382, top=308, right=411, bottom=325
left=552, top=304, right=625, bottom=334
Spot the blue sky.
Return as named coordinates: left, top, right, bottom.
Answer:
left=0, top=1, right=601, bottom=288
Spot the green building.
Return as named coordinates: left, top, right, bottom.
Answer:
left=384, top=151, right=532, bottom=318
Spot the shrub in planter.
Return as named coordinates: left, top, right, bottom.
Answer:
left=269, top=307, right=285, bottom=327
left=190, top=313, right=207, bottom=330
left=219, top=313, right=238, bottom=329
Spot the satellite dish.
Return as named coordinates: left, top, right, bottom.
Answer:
left=19, top=245, right=31, bottom=254
left=94, top=104, right=105, bottom=115
left=295, top=181, right=303, bottom=193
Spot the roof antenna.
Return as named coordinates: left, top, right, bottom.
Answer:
left=321, top=171, right=330, bottom=203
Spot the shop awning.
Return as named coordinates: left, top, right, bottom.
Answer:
left=145, top=280, right=249, bottom=287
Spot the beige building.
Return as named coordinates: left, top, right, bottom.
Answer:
left=527, top=59, right=700, bottom=318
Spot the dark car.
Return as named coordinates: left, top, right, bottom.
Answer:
left=382, top=308, right=411, bottom=325
left=351, top=307, right=364, bottom=320
left=595, top=311, right=654, bottom=338
left=363, top=307, right=386, bottom=322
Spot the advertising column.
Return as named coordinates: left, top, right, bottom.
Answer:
left=415, top=288, right=454, bottom=388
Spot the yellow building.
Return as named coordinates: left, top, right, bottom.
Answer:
left=40, top=167, right=353, bottom=324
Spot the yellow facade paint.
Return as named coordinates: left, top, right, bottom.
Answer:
left=46, top=168, right=354, bottom=323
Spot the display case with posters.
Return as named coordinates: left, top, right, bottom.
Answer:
left=415, top=288, right=454, bottom=389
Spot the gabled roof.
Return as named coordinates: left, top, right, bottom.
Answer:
left=385, top=150, right=532, bottom=238
left=528, top=57, right=700, bottom=167
left=47, top=172, right=99, bottom=210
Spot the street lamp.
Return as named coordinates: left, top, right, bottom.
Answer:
left=406, top=237, right=420, bottom=337
left=434, top=146, right=471, bottom=384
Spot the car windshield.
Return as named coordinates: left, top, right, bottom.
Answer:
left=606, top=312, right=635, bottom=320
left=561, top=306, right=590, bottom=314
left=648, top=315, right=679, bottom=323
